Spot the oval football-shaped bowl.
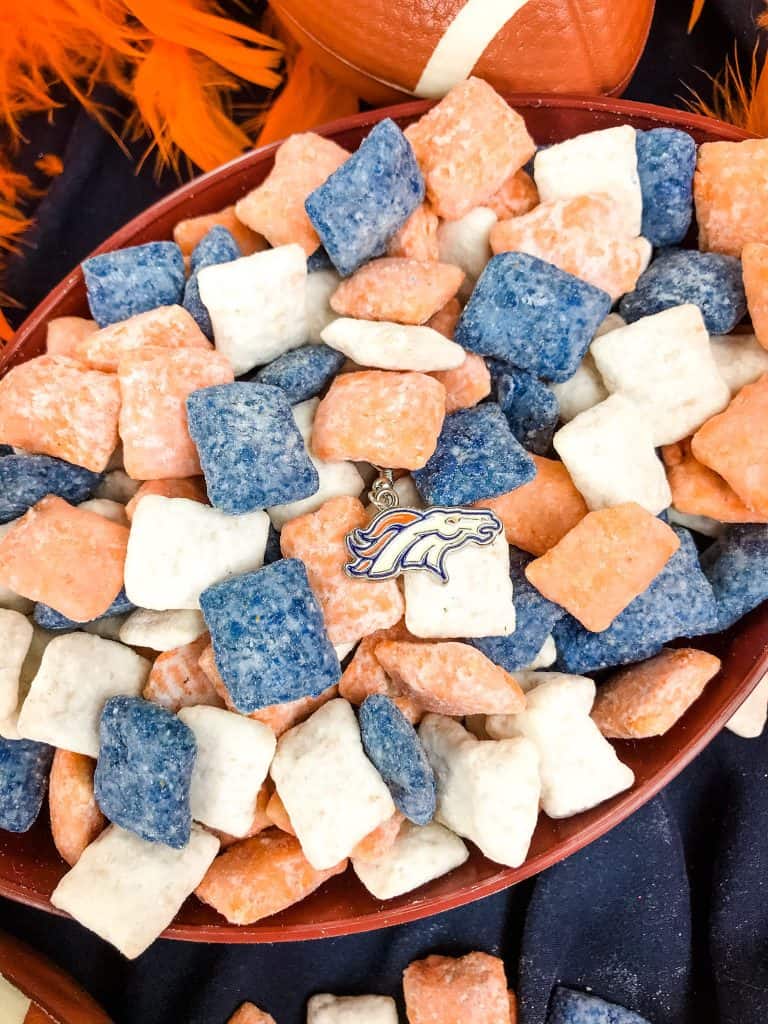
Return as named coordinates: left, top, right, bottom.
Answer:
left=1, top=96, right=767, bottom=944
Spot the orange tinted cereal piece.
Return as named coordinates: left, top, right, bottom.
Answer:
left=403, top=952, right=511, bottom=1024
left=592, top=647, right=722, bottom=739
left=195, top=830, right=348, bottom=925
left=280, top=496, right=404, bottom=644
left=351, top=811, right=405, bottom=863
left=661, top=439, right=767, bottom=523
left=741, top=243, right=768, bottom=350
left=265, top=789, right=295, bottom=835
left=692, top=375, right=768, bottom=516
left=477, top=455, right=589, bottom=557
left=76, top=305, right=211, bottom=372
left=235, top=133, right=348, bottom=254
left=313, top=371, right=446, bottom=470
left=405, top=78, right=535, bottom=220
left=374, top=640, right=525, bottom=716
left=331, top=257, right=464, bottom=325
left=143, top=636, right=224, bottom=712
left=125, top=477, right=207, bottom=520
left=431, top=352, right=491, bottom=414
left=227, top=1003, right=277, bottom=1024
left=427, top=297, right=462, bottom=339
left=173, top=205, right=266, bottom=256
left=0, top=355, right=120, bottom=473
left=213, top=781, right=273, bottom=848
left=525, top=503, right=680, bottom=632
left=46, top=316, right=98, bottom=357
left=487, top=169, right=539, bottom=219
left=694, top=139, right=768, bottom=256
left=388, top=202, right=440, bottom=261
left=118, top=346, right=234, bottom=480
left=339, top=620, right=423, bottom=723
left=49, top=750, right=106, bottom=866
left=0, top=496, right=128, bottom=620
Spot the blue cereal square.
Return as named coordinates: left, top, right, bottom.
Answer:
left=497, top=370, right=559, bottom=455
left=182, top=274, right=212, bottom=338
left=554, top=527, right=718, bottom=673
left=186, top=382, right=319, bottom=515
left=82, top=242, right=185, bottom=327
left=184, top=226, right=241, bottom=338
left=455, top=253, right=612, bottom=382
left=413, top=404, right=536, bottom=506
left=305, top=118, right=424, bottom=276
left=0, top=454, right=102, bottom=524
left=33, top=587, right=134, bottom=631
left=199, top=559, right=340, bottom=713
left=359, top=694, right=436, bottom=825
left=94, top=696, right=195, bottom=848
left=254, top=344, right=345, bottom=404
left=0, top=737, right=53, bottom=833
left=700, top=524, right=768, bottom=631
left=619, top=249, right=746, bottom=334
left=636, top=128, right=696, bottom=247
left=547, top=987, right=650, bottom=1024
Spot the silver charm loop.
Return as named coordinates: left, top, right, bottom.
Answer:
left=368, top=467, right=400, bottom=512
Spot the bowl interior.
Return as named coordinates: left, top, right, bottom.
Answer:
left=2, top=95, right=766, bottom=944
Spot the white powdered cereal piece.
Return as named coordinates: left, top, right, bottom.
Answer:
left=527, top=634, right=556, bottom=670
left=17, top=633, right=150, bottom=757
left=334, top=641, right=357, bottom=662
left=51, top=824, right=219, bottom=959
left=0, top=625, right=53, bottom=740
left=83, top=614, right=130, bottom=642
left=0, top=610, right=33, bottom=720
left=93, top=470, right=141, bottom=503
left=709, top=332, right=768, bottom=396
left=124, top=496, right=269, bottom=610
left=0, top=974, right=30, bottom=1023
left=306, top=269, right=341, bottom=343
left=591, top=305, right=731, bottom=445
left=553, top=394, right=671, bottom=514
left=550, top=315, right=621, bottom=423
left=271, top=699, right=395, bottom=870
left=419, top=714, right=540, bottom=868
left=307, top=994, right=399, bottom=1024
left=119, top=608, right=207, bottom=651
left=321, top=319, right=465, bottom=372
left=534, top=125, right=642, bottom=236
left=404, top=532, right=515, bottom=638
left=727, top=671, right=768, bottom=738
left=198, top=245, right=308, bottom=374
left=668, top=508, right=724, bottom=539
left=487, top=672, right=634, bottom=818
left=78, top=498, right=129, bottom=525
left=437, top=207, right=497, bottom=297
left=352, top=820, right=468, bottom=900
left=268, top=399, right=364, bottom=530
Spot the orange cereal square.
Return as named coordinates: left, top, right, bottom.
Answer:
left=265, top=789, right=295, bottom=835
left=125, top=477, right=208, bottom=520
left=431, top=352, right=491, bottom=413
left=694, top=139, right=768, bottom=255
left=49, top=750, right=106, bottom=867
left=525, top=503, right=680, bottom=632
left=388, top=202, right=440, bottom=261
left=742, top=242, right=768, bottom=351
left=427, top=297, right=462, bottom=339
left=173, top=205, right=267, bottom=257
left=339, top=620, right=423, bottom=723
left=143, top=636, right=224, bottom=712
left=661, top=439, right=766, bottom=523
left=331, top=257, right=464, bottom=324
left=227, top=1003, right=277, bottom=1024
left=76, top=305, right=211, bottom=372
left=487, top=169, right=539, bottom=219
left=46, top=316, right=98, bottom=357
left=351, top=811, right=404, bottom=862
left=403, top=952, right=512, bottom=1024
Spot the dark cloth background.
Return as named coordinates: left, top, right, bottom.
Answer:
left=2, top=2, right=768, bottom=1022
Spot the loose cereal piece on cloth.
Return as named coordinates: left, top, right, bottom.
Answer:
left=0, top=610, right=32, bottom=719
left=455, top=253, right=611, bottom=382
left=636, top=127, right=696, bottom=247
left=143, top=636, right=223, bottom=712
left=271, top=698, right=395, bottom=869
left=173, top=205, right=265, bottom=256
left=183, top=226, right=242, bottom=339
left=487, top=168, right=539, bottom=219
left=387, top=202, right=439, bottom=261
left=0, top=454, right=101, bottom=524
left=727, top=671, right=768, bottom=738
left=403, top=952, right=512, bottom=1024
left=431, top=353, right=491, bottom=414
left=227, top=1003, right=276, bottom=1024
left=125, top=477, right=207, bottom=520
left=0, top=497, right=128, bottom=621
left=124, top=496, right=269, bottom=610
left=405, top=78, right=534, bottom=220
left=52, top=824, right=219, bottom=958
left=330, top=257, right=464, bottom=324
left=710, top=331, right=768, bottom=395
left=497, top=370, right=559, bottom=456
left=307, top=994, right=399, bottom=1024
left=75, top=304, right=211, bottom=372
left=33, top=586, right=134, bottom=632
left=46, top=316, right=98, bottom=357
left=700, top=524, right=768, bottom=631
left=306, top=119, right=424, bottom=276
left=200, top=560, right=340, bottom=713
left=82, top=241, right=185, bottom=327
left=0, top=737, right=53, bottom=832
left=694, top=138, right=768, bottom=256
left=546, top=986, right=651, bottom=1024
left=339, top=620, right=423, bottom=723
left=322, top=319, right=465, bottom=373
left=352, top=819, right=467, bottom=900
left=419, top=714, right=539, bottom=867
left=437, top=208, right=497, bottom=298
left=0, top=356, right=120, bottom=473
left=487, top=673, right=635, bottom=818
left=254, top=344, right=345, bottom=405
left=49, top=749, right=105, bottom=866
left=95, top=695, right=196, bottom=848
left=662, top=439, right=766, bottom=523
left=119, top=609, right=206, bottom=651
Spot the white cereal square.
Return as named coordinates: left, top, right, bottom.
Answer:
left=119, top=608, right=207, bottom=651
left=0, top=626, right=52, bottom=740
left=307, top=994, right=399, bottom=1024
left=727, top=671, right=768, bottom=738
left=551, top=314, right=622, bottom=422
left=0, top=610, right=33, bottom=719
left=306, top=270, right=341, bottom=343
left=437, top=207, right=497, bottom=297
left=0, top=974, right=30, bottom=1023
left=709, top=332, right=768, bottom=396
left=321, top=319, right=465, bottom=372
left=352, top=820, right=468, bottom=900
left=78, top=498, right=129, bottom=525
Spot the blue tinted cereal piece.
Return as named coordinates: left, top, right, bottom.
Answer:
left=182, top=274, right=212, bottom=339
left=0, top=454, right=102, bottom=524
left=700, top=524, right=768, bottom=631
left=305, top=119, right=424, bottom=276
left=497, top=371, right=559, bottom=455
left=0, top=737, right=53, bottom=832
left=184, top=226, right=241, bottom=338
left=199, top=559, right=340, bottom=713
left=619, top=250, right=746, bottom=334
left=186, top=383, right=319, bottom=515
left=413, top=404, right=535, bottom=506
left=547, top=986, right=650, bottom=1024
left=636, top=128, right=696, bottom=247
left=254, top=344, right=345, bottom=404
left=94, top=696, right=195, bottom=848
left=455, top=253, right=612, bottom=382
left=34, top=587, right=134, bottom=631
left=307, top=247, right=333, bottom=272
left=82, top=242, right=185, bottom=327
left=359, top=694, right=436, bottom=825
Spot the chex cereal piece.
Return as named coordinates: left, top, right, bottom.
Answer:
left=406, top=79, right=534, bottom=220
left=0, top=453, right=101, bottom=525
left=636, top=128, right=696, bottom=246
left=265, top=788, right=295, bottom=834
left=308, top=248, right=333, bottom=271
left=306, top=118, right=424, bottom=276
left=692, top=375, right=768, bottom=516
left=549, top=313, right=621, bottom=422
left=547, top=986, right=650, bottom=1024
left=0, top=356, right=120, bottom=473
left=0, top=737, right=52, bottom=832
left=497, top=370, right=559, bottom=456
left=619, top=249, right=746, bottom=334
left=78, top=498, right=129, bottom=525
left=178, top=706, right=276, bottom=836
left=534, top=125, right=642, bottom=235
left=662, top=439, right=765, bottom=523
left=271, top=698, right=395, bottom=868
left=173, top=205, right=265, bottom=257
left=306, top=269, right=342, bottom=341
left=437, top=207, right=497, bottom=297
left=352, top=819, right=467, bottom=901
left=487, top=167, right=539, bottom=218
left=227, top=1003, right=276, bottom=1024
left=427, top=296, right=461, bottom=338
left=321, top=318, right=465, bottom=372
left=49, top=749, right=105, bottom=866
left=124, top=496, right=269, bottom=610
left=82, top=241, right=185, bottom=326
left=700, top=524, right=768, bottom=631
left=455, top=253, right=612, bottom=382
left=553, top=394, right=671, bottom=514
left=183, top=226, right=242, bottom=338
left=52, top=824, right=219, bottom=958
left=46, top=315, right=98, bottom=356
left=200, top=560, right=340, bottom=712
left=0, top=971, right=31, bottom=1021
left=431, top=352, right=491, bottom=414
left=0, top=623, right=50, bottom=739
left=33, top=586, right=133, bottom=631
left=694, top=139, right=768, bottom=256
left=198, top=245, right=308, bottom=375
left=75, top=304, right=210, bottom=372
left=359, top=695, right=436, bottom=824
left=254, top=344, right=345, bottom=404
left=307, top=994, right=399, bottom=1024
left=119, top=608, right=206, bottom=652
left=403, top=952, right=511, bottom=1024
left=0, top=610, right=32, bottom=719
left=592, top=647, right=721, bottom=739
left=709, top=331, right=768, bottom=395
left=554, top=527, right=718, bottom=673
left=313, top=371, right=445, bottom=470
left=387, top=202, right=439, bottom=261
left=330, top=257, right=464, bottom=324
left=487, top=673, right=634, bottom=818
left=727, top=671, right=768, bottom=738
left=742, top=243, right=768, bottom=350
left=0, top=496, right=128, bottom=621
left=351, top=811, right=404, bottom=862
left=143, top=636, right=223, bottom=712
left=125, top=477, right=207, bottom=520
left=339, top=620, right=423, bottom=723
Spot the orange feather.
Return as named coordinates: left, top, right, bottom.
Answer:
left=688, top=0, right=706, bottom=32
left=686, top=42, right=768, bottom=137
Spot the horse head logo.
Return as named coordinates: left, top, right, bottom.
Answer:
left=345, top=506, right=503, bottom=583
